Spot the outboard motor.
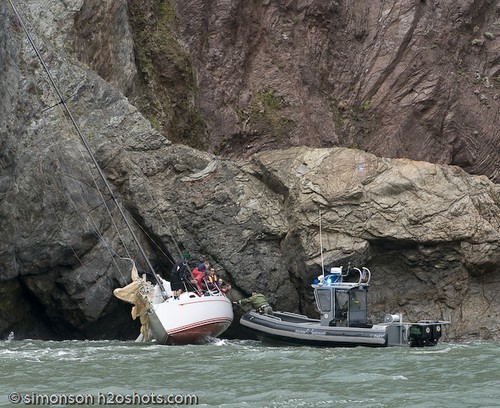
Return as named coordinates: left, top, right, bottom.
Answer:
left=408, top=321, right=443, bottom=347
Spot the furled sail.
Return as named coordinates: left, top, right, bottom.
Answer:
left=113, top=264, right=152, bottom=341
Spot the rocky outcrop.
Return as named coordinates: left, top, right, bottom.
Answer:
left=0, top=1, right=499, bottom=342
left=58, top=0, right=500, bottom=182
left=170, top=0, right=499, bottom=182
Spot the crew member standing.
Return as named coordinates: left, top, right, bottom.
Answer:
left=171, top=252, right=190, bottom=297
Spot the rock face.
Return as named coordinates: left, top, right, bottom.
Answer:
left=169, top=0, right=499, bottom=182
left=0, top=1, right=499, bottom=341
left=66, top=0, right=499, bottom=182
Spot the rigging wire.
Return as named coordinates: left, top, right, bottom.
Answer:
left=71, top=144, right=134, bottom=261
left=11, top=13, right=133, bottom=286
left=12, top=1, right=191, bottom=270
left=47, top=125, right=135, bottom=271
left=124, top=168, right=184, bottom=266
left=8, top=0, right=167, bottom=298
left=319, top=209, right=325, bottom=278
left=37, top=146, right=130, bottom=287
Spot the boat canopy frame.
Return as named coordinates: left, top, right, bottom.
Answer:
left=312, top=266, right=371, bottom=327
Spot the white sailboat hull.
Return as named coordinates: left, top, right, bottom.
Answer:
left=149, top=292, right=234, bottom=345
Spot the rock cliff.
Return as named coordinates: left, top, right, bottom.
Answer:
left=129, top=0, right=500, bottom=181
left=0, top=0, right=499, bottom=341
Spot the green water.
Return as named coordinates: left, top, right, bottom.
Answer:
left=1, top=339, right=499, bottom=407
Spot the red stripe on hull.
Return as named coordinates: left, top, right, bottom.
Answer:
left=166, top=319, right=232, bottom=345
left=179, top=298, right=230, bottom=306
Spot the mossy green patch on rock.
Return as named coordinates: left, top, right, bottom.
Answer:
left=128, top=0, right=206, bottom=148
left=245, top=88, right=292, bottom=134
left=215, top=87, right=294, bottom=155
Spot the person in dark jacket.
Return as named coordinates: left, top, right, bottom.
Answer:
left=233, top=291, right=273, bottom=315
left=170, top=252, right=191, bottom=297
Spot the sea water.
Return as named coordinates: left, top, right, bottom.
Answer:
left=1, top=339, right=499, bottom=407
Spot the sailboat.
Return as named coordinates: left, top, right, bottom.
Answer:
left=113, top=261, right=233, bottom=344
left=9, top=0, right=233, bottom=344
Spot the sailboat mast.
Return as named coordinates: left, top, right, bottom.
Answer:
left=9, top=0, right=167, bottom=296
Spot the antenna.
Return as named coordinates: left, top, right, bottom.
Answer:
left=8, top=0, right=167, bottom=298
left=319, top=210, right=325, bottom=278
